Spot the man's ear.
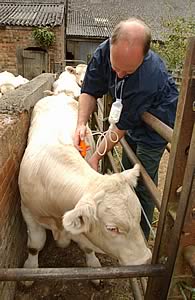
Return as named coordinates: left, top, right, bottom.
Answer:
left=121, top=163, right=140, bottom=187
left=62, top=202, right=96, bottom=235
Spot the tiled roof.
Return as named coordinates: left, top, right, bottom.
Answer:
left=0, top=3, right=64, bottom=27
left=67, top=0, right=195, bottom=40
left=0, top=0, right=64, bottom=3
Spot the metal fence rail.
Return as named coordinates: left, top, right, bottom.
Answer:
left=0, top=265, right=166, bottom=282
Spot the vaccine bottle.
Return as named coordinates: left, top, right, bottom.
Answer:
left=108, top=99, right=123, bottom=125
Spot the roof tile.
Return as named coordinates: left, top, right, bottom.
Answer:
left=67, top=0, right=195, bottom=40
left=0, top=3, right=64, bottom=27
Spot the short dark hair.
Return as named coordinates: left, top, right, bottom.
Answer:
left=111, top=18, right=151, bottom=55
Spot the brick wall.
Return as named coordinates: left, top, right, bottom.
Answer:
left=0, top=73, right=55, bottom=300
left=0, top=112, right=29, bottom=300
left=0, top=23, right=65, bottom=75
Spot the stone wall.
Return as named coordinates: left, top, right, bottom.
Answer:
left=0, top=73, right=55, bottom=300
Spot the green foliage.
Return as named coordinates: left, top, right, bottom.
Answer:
left=151, top=17, right=195, bottom=70
left=32, top=27, right=55, bottom=48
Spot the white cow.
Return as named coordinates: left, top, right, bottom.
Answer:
left=45, top=64, right=87, bottom=99
left=75, top=64, right=87, bottom=86
left=0, top=71, right=29, bottom=95
left=0, top=83, right=15, bottom=94
left=60, top=64, right=87, bottom=87
left=18, top=93, right=151, bottom=285
left=52, top=66, right=81, bottom=98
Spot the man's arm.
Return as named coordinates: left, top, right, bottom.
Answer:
left=88, top=125, right=126, bottom=171
left=74, top=93, right=97, bottom=150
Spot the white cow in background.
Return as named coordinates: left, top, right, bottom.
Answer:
left=60, top=64, right=87, bottom=87
left=74, top=63, right=87, bottom=86
left=18, top=92, right=151, bottom=286
left=45, top=64, right=87, bottom=99
left=0, top=71, right=29, bottom=97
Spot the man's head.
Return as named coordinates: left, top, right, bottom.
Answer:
left=110, top=18, right=151, bottom=78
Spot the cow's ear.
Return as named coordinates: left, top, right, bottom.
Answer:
left=62, top=202, right=96, bottom=235
left=65, top=66, right=76, bottom=75
left=121, top=163, right=140, bottom=187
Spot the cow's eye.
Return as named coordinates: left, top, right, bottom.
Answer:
left=105, top=225, right=120, bottom=234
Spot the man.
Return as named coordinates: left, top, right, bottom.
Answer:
left=74, top=18, right=178, bottom=240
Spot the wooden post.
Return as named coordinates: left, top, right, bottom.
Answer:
left=145, top=37, right=195, bottom=300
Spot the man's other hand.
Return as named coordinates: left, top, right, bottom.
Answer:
left=74, top=125, right=87, bottom=151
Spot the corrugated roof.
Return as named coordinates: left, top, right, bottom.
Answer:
left=67, top=11, right=113, bottom=38
left=67, top=0, right=195, bottom=40
left=0, top=3, right=64, bottom=27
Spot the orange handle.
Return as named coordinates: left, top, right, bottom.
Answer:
left=79, top=140, right=90, bottom=158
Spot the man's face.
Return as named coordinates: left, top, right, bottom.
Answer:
left=110, top=41, right=144, bottom=78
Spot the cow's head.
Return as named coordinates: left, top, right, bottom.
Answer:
left=63, top=164, right=152, bottom=265
left=75, top=64, right=87, bottom=86
left=64, top=64, right=87, bottom=87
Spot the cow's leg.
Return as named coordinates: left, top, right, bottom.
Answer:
left=84, top=248, right=101, bottom=268
left=83, top=248, right=102, bottom=286
left=72, top=235, right=102, bottom=285
left=21, top=204, right=46, bottom=286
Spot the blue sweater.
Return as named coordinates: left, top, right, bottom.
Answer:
left=81, top=39, right=179, bottom=146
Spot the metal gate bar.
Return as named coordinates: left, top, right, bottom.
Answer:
left=142, top=112, right=173, bottom=143
left=120, top=138, right=161, bottom=210
left=0, top=265, right=166, bottom=282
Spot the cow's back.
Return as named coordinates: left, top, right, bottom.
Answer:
left=18, top=94, right=95, bottom=223
left=28, top=94, right=78, bottom=146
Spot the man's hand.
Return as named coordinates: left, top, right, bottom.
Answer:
left=74, top=93, right=97, bottom=152
left=74, top=124, right=87, bottom=151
